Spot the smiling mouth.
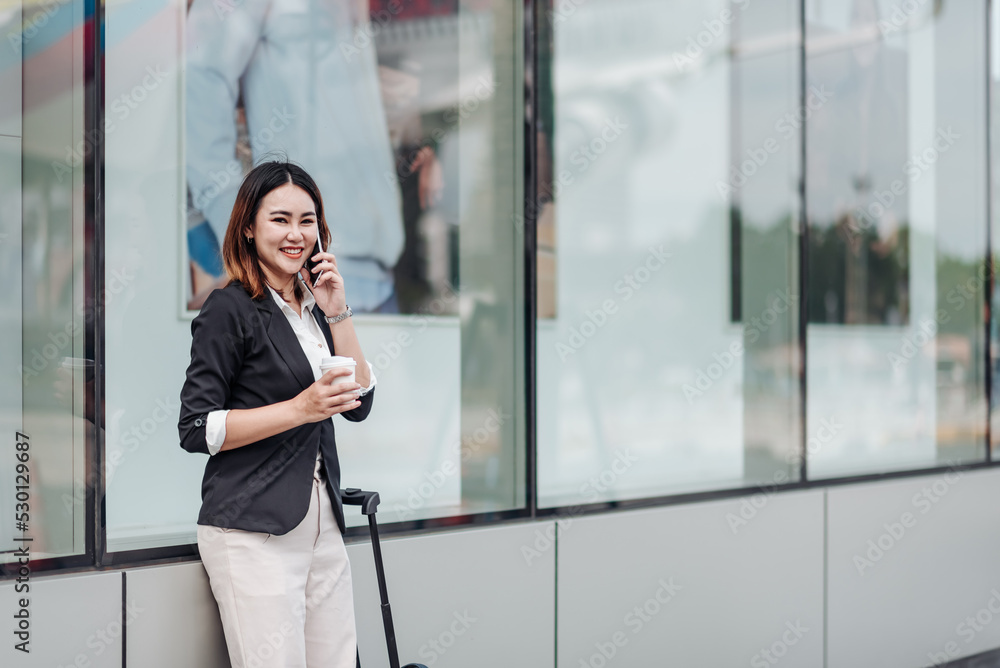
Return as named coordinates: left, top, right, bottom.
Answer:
left=280, top=247, right=304, bottom=258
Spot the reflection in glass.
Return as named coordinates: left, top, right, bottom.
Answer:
left=104, top=0, right=524, bottom=551
left=991, top=0, right=1000, bottom=453
left=538, top=0, right=801, bottom=506
left=805, top=0, right=987, bottom=477
left=732, top=10, right=803, bottom=486
left=1, top=1, right=89, bottom=567
left=807, top=0, right=909, bottom=327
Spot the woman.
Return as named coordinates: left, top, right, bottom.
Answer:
left=178, top=160, right=376, bottom=668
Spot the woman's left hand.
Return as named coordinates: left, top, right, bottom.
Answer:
left=300, top=251, right=347, bottom=316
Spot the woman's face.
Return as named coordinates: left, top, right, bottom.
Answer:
left=248, top=182, right=319, bottom=286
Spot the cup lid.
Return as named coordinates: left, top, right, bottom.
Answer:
left=61, top=357, right=95, bottom=369
left=320, top=356, right=356, bottom=367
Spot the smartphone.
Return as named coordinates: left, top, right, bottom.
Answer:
left=304, top=241, right=324, bottom=287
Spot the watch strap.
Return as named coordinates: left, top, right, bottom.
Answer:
left=325, top=305, right=353, bottom=324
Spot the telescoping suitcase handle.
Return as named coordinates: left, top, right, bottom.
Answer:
left=341, top=488, right=427, bottom=668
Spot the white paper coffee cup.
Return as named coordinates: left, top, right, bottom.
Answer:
left=60, top=357, right=96, bottom=381
left=319, top=356, right=356, bottom=385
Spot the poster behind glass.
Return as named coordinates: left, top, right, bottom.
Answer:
left=183, top=0, right=458, bottom=316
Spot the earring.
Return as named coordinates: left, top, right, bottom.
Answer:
left=246, top=237, right=254, bottom=244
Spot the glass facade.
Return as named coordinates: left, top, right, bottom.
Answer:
left=537, top=0, right=803, bottom=506
left=1, top=0, right=999, bottom=573
left=100, top=0, right=526, bottom=553
left=804, top=0, right=988, bottom=478
left=1, top=0, right=92, bottom=568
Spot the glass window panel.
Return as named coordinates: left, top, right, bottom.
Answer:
left=733, top=15, right=803, bottom=484
left=103, top=0, right=525, bottom=551
left=805, top=0, right=987, bottom=477
left=538, top=0, right=801, bottom=507
left=991, top=0, right=1000, bottom=454
left=0, top=2, right=23, bottom=567
left=2, top=0, right=90, bottom=567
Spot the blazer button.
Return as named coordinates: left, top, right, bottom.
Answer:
left=195, top=418, right=203, bottom=427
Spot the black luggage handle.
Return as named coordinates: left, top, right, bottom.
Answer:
left=342, top=487, right=381, bottom=515
left=341, top=488, right=427, bottom=668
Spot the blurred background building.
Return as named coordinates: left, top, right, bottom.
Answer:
left=4, top=0, right=1000, bottom=666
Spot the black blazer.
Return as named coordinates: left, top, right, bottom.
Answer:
left=178, top=282, right=373, bottom=535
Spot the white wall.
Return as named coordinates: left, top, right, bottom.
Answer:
left=7, top=470, right=1000, bottom=667
left=558, top=491, right=824, bottom=667
left=349, top=522, right=555, bottom=668
left=1, top=571, right=122, bottom=668
left=828, top=468, right=1000, bottom=668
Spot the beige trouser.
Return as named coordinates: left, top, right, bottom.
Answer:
left=197, top=457, right=357, bottom=668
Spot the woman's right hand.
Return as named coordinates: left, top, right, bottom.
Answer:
left=294, top=368, right=362, bottom=423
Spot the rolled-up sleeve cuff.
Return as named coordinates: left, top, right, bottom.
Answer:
left=206, top=409, right=230, bottom=455
left=358, top=361, right=377, bottom=397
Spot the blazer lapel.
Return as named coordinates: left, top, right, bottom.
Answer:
left=257, top=296, right=316, bottom=391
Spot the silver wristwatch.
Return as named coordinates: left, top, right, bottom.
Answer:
left=325, top=305, right=353, bottom=324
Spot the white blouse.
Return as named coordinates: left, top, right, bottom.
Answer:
left=205, top=278, right=377, bottom=455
